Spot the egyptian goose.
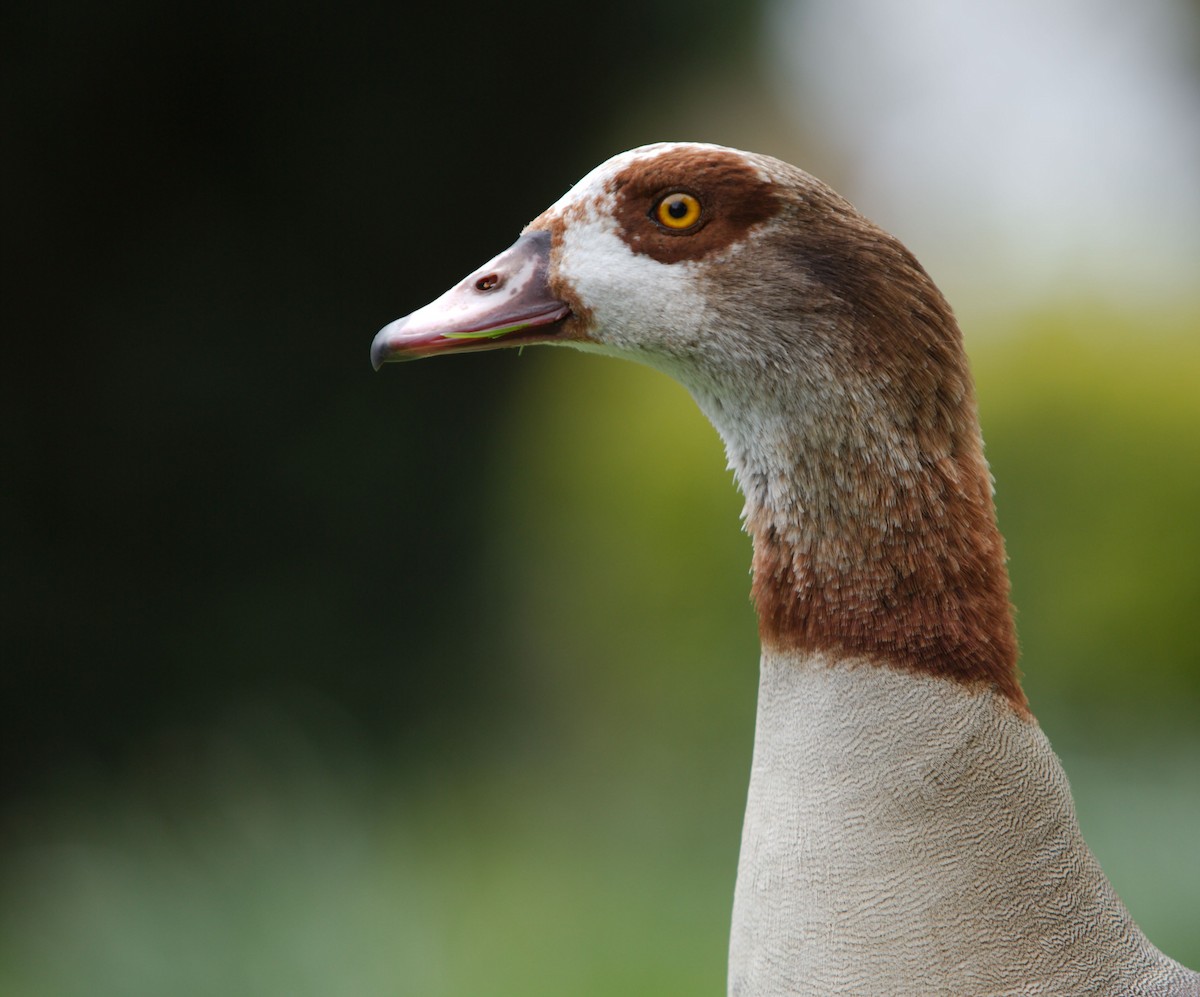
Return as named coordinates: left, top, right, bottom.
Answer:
left=371, top=143, right=1198, bottom=996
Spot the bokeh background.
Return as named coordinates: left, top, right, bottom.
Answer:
left=4, top=0, right=1198, bottom=992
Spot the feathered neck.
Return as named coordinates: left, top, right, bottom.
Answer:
left=687, top=273, right=1025, bottom=711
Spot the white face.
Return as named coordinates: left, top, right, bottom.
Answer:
left=524, top=143, right=781, bottom=384
left=554, top=237, right=702, bottom=364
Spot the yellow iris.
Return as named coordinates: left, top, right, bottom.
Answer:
left=655, top=192, right=702, bottom=230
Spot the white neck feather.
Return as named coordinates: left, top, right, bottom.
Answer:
left=728, top=651, right=1196, bottom=996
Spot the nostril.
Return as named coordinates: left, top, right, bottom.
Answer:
left=475, top=273, right=500, bottom=292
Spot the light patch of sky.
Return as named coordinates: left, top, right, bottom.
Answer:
left=765, top=0, right=1200, bottom=314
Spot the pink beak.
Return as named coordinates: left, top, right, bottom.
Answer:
left=371, top=230, right=571, bottom=369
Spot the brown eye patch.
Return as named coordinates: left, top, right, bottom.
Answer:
left=608, top=148, right=781, bottom=264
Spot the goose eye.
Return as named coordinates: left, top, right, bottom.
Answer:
left=653, top=192, right=702, bottom=231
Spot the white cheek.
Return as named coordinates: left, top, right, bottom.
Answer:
left=558, top=216, right=706, bottom=360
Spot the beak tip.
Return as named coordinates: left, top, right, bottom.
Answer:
left=370, top=321, right=403, bottom=370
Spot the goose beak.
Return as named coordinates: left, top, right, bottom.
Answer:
left=371, top=230, right=571, bottom=369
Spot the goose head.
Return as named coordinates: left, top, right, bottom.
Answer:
left=372, top=142, right=1023, bottom=710
left=373, top=143, right=971, bottom=481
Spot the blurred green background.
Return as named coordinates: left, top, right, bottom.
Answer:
left=3, top=1, right=1198, bottom=993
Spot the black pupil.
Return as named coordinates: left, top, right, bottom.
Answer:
left=667, top=198, right=689, bottom=219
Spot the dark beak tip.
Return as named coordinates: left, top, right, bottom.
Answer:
left=370, top=321, right=404, bottom=370
left=370, top=340, right=387, bottom=371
